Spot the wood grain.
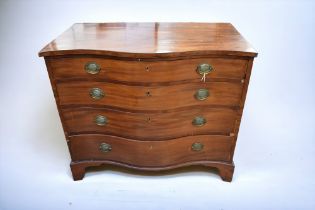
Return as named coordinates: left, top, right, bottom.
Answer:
left=39, top=22, right=257, bottom=181
left=70, top=160, right=235, bottom=181
left=39, top=23, right=257, bottom=58
left=63, top=107, right=238, bottom=140
left=56, top=81, right=243, bottom=110
left=69, top=134, right=234, bottom=164
left=47, top=56, right=248, bottom=82
left=230, top=58, right=255, bottom=160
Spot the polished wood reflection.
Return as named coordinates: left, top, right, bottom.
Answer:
left=39, top=22, right=257, bottom=182
left=39, top=23, right=257, bottom=57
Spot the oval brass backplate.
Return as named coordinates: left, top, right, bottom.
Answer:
left=95, top=115, right=108, bottom=126
left=89, top=88, right=105, bottom=100
left=192, top=116, right=207, bottom=127
left=195, top=89, right=209, bottom=100
left=99, top=143, right=112, bottom=153
left=85, top=62, right=101, bottom=74
left=192, top=142, right=204, bottom=151
left=196, top=63, right=214, bottom=75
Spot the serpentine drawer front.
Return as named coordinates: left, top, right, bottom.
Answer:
left=49, top=57, right=248, bottom=82
left=62, top=107, right=238, bottom=140
left=56, top=81, right=244, bottom=110
left=39, top=23, right=257, bottom=182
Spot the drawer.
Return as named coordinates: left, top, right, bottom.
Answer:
left=63, top=107, right=237, bottom=140
left=69, top=134, right=234, bottom=164
left=57, top=81, right=243, bottom=110
left=48, top=57, right=248, bottom=82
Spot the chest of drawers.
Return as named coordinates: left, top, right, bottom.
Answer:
left=39, top=23, right=257, bottom=182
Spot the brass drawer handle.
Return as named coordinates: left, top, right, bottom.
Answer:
left=192, top=142, right=204, bottom=151
left=90, top=88, right=105, bottom=100
left=195, top=89, right=209, bottom=100
left=99, top=143, right=112, bottom=153
left=95, top=115, right=108, bottom=126
left=197, top=63, right=213, bottom=75
left=192, top=116, right=206, bottom=127
left=85, top=62, right=100, bottom=74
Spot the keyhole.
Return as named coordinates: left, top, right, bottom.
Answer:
left=146, top=91, right=151, bottom=97
left=146, top=117, right=151, bottom=123
left=145, top=66, right=150, bottom=71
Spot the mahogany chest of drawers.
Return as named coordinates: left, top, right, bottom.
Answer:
left=39, top=23, right=257, bottom=182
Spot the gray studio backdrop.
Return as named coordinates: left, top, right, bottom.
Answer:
left=0, top=0, right=314, bottom=209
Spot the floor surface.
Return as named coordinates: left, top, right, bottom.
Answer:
left=0, top=0, right=315, bottom=209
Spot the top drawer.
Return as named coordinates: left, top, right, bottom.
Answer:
left=47, top=57, right=248, bottom=82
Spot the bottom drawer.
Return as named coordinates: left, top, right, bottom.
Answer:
left=69, top=135, right=234, bottom=167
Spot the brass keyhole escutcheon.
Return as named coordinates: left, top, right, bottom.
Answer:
left=85, top=62, right=101, bottom=74
left=95, top=115, right=108, bottom=126
left=99, top=143, right=112, bottom=153
left=192, top=142, right=204, bottom=151
left=146, top=91, right=151, bottom=97
left=89, top=88, right=105, bottom=100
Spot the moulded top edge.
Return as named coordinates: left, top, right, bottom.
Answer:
left=39, top=22, right=258, bottom=58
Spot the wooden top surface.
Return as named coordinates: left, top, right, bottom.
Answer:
left=39, top=23, right=257, bottom=58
